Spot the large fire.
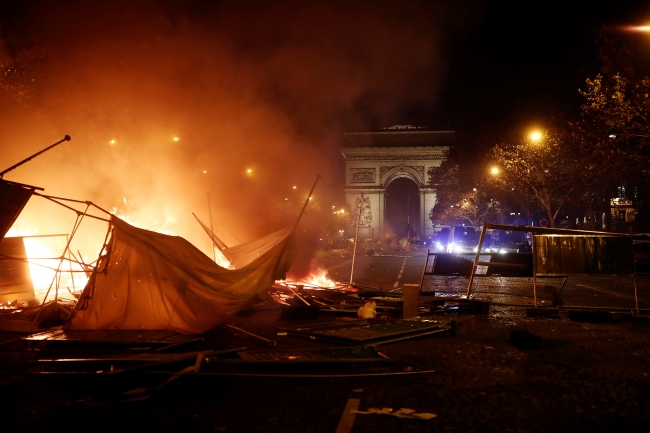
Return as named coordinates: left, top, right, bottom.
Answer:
left=5, top=228, right=90, bottom=304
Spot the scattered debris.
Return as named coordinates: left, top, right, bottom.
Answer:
left=227, top=324, right=276, bottom=346
left=510, top=329, right=542, bottom=350
left=280, top=303, right=320, bottom=320
left=357, top=301, right=377, bottom=319
left=351, top=407, right=437, bottom=420
left=277, top=318, right=449, bottom=345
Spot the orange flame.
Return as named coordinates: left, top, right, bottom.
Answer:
left=6, top=228, right=89, bottom=304
left=284, top=268, right=339, bottom=289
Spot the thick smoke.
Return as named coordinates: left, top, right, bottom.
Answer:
left=0, top=0, right=451, bottom=266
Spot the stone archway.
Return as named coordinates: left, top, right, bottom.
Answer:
left=384, top=176, right=420, bottom=240
left=341, top=129, right=451, bottom=241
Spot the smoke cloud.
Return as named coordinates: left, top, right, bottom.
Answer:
left=0, top=0, right=453, bottom=262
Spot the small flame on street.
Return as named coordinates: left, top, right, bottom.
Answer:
left=281, top=268, right=339, bottom=289
left=305, top=269, right=337, bottom=288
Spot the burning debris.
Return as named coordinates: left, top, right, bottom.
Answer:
left=0, top=148, right=323, bottom=335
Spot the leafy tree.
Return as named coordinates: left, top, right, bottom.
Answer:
left=450, top=187, right=493, bottom=228
left=488, top=129, right=573, bottom=228
left=428, top=141, right=494, bottom=228
left=428, top=154, right=462, bottom=226
left=570, top=29, right=650, bottom=229
left=481, top=160, right=540, bottom=226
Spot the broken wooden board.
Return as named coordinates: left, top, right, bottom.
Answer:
left=277, top=318, right=449, bottom=345
left=22, top=329, right=200, bottom=350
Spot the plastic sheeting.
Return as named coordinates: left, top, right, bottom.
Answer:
left=0, top=179, right=36, bottom=241
left=68, top=216, right=296, bottom=334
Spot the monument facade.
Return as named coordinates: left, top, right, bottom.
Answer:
left=341, top=127, right=452, bottom=240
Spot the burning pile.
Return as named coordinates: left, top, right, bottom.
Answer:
left=281, top=267, right=343, bottom=290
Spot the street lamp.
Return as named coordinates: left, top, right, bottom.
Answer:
left=491, top=198, right=496, bottom=223
left=489, top=167, right=499, bottom=223
left=623, top=25, right=650, bottom=32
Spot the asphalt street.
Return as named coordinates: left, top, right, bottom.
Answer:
left=1, top=247, right=650, bottom=432
left=316, top=246, right=426, bottom=290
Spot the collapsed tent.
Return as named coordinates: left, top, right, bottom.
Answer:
left=68, top=216, right=297, bottom=334
left=0, top=179, right=39, bottom=241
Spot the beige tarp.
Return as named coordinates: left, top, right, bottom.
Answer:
left=68, top=216, right=296, bottom=334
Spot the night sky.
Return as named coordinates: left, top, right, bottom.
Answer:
left=432, top=1, right=650, bottom=130
left=1, top=0, right=649, bottom=258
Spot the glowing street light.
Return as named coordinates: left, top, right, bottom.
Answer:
left=173, top=137, right=180, bottom=141
left=530, top=131, right=542, bottom=142
left=623, top=25, right=650, bottom=32
left=292, top=186, right=297, bottom=189
left=246, top=169, right=252, bottom=174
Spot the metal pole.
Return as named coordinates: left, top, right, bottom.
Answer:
left=630, top=227, right=640, bottom=316
left=531, top=231, right=538, bottom=308
left=227, top=325, right=276, bottom=347
left=492, top=199, right=495, bottom=223
left=466, top=223, right=487, bottom=298
left=418, top=249, right=430, bottom=293
left=207, top=193, right=216, bottom=262
left=292, top=174, right=322, bottom=235
left=349, top=203, right=362, bottom=286
left=407, top=194, right=410, bottom=243
left=0, top=135, right=71, bottom=178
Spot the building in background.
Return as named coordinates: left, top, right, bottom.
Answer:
left=341, top=126, right=452, bottom=241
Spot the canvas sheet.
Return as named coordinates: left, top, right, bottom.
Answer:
left=68, top=216, right=296, bottom=334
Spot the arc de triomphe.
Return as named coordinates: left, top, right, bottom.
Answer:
left=341, top=128, right=452, bottom=241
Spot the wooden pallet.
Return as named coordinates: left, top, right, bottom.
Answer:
left=22, top=328, right=198, bottom=350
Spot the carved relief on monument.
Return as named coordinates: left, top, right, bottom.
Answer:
left=350, top=169, right=375, bottom=183
left=354, top=196, right=373, bottom=227
left=380, top=165, right=424, bottom=177
left=345, top=152, right=444, bottom=161
left=380, top=165, right=425, bottom=184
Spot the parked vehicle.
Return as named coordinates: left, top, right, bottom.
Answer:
left=474, top=234, right=493, bottom=253
left=433, top=228, right=450, bottom=251
left=448, top=226, right=477, bottom=254
left=517, top=240, right=532, bottom=253
left=491, top=229, right=526, bottom=253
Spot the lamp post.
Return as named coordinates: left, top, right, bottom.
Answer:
left=491, top=199, right=495, bottom=224
left=489, top=166, right=499, bottom=224
left=406, top=194, right=410, bottom=249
